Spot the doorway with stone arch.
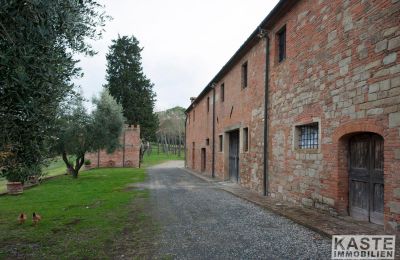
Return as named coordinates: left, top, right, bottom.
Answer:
left=348, top=133, right=384, bottom=225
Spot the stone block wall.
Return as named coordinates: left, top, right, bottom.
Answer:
left=185, top=0, right=400, bottom=233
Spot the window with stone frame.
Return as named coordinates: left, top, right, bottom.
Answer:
left=241, top=62, right=248, bottom=89
left=243, top=127, right=249, bottom=152
left=221, top=83, right=225, bottom=102
left=277, top=25, right=286, bottom=62
left=296, top=123, right=319, bottom=149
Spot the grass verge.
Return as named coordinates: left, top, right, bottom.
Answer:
left=0, top=158, right=70, bottom=194
left=0, top=168, right=148, bottom=259
left=0, top=151, right=181, bottom=259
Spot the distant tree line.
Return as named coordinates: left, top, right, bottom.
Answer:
left=153, top=106, right=185, bottom=157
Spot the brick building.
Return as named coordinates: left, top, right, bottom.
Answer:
left=185, top=0, right=400, bottom=233
left=86, top=125, right=141, bottom=168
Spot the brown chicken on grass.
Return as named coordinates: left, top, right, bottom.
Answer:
left=32, top=212, right=42, bottom=225
left=18, top=213, right=27, bottom=224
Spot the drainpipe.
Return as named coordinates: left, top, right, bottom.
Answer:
left=259, top=28, right=270, bottom=196
left=184, top=113, right=187, bottom=168
left=211, top=83, right=216, bottom=178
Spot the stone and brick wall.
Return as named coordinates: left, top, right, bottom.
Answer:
left=186, top=0, right=400, bottom=233
left=86, top=125, right=141, bottom=168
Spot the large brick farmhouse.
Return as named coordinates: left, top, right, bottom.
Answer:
left=185, top=0, right=400, bottom=233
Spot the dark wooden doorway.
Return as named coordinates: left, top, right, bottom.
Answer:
left=229, top=130, right=240, bottom=182
left=201, top=148, right=206, bottom=172
left=349, top=133, right=384, bottom=225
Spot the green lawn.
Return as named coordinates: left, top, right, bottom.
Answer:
left=0, top=158, right=69, bottom=194
left=0, top=152, right=181, bottom=259
left=142, top=150, right=183, bottom=167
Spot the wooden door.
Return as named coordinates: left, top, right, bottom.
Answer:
left=229, top=130, right=240, bottom=182
left=349, top=133, right=384, bottom=225
left=201, top=148, right=206, bottom=172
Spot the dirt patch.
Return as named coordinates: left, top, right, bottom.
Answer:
left=123, top=185, right=145, bottom=192
left=65, top=218, right=81, bottom=226
left=106, top=196, right=158, bottom=259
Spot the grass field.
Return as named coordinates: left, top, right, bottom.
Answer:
left=0, top=158, right=69, bottom=194
left=0, top=151, right=182, bottom=258
left=0, top=150, right=184, bottom=193
left=141, top=150, right=183, bottom=167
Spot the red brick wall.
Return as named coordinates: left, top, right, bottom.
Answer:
left=186, top=0, right=400, bottom=232
left=86, top=125, right=140, bottom=168
left=186, top=39, right=266, bottom=190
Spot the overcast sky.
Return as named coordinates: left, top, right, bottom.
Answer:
left=75, top=0, right=279, bottom=111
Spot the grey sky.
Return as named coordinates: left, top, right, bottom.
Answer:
left=75, top=0, right=279, bottom=111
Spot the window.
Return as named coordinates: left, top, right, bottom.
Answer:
left=221, top=83, right=225, bottom=102
left=207, top=96, right=210, bottom=112
left=277, top=26, right=286, bottom=62
left=193, top=110, right=195, bottom=122
left=219, top=135, right=223, bottom=152
left=206, top=138, right=210, bottom=146
left=188, top=114, right=190, bottom=124
left=297, top=123, right=319, bottom=149
left=241, top=62, right=248, bottom=89
left=243, top=127, right=249, bottom=152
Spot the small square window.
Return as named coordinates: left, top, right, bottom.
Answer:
left=243, top=127, right=249, bottom=152
left=206, top=138, right=209, bottom=146
left=297, top=123, right=319, bottom=149
left=221, top=83, right=225, bottom=102
left=277, top=26, right=286, bottom=62
left=219, top=135, right=223, bottom=152
left=241, top=62, right=248, bottom=89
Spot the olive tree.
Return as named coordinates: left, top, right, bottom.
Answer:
left=0, top=0, right=108, bottom=182
left=54, top=91, right=124, bottom=178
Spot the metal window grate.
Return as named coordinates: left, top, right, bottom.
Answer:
left=299, top=123, right=318, bottom=149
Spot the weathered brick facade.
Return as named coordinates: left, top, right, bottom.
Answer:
left=86, top=125, right=140, bottom=168
left=186, top=0, right=400, bottom=233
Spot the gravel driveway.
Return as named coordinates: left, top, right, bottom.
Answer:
left=146, top=161, right=331, bottom=259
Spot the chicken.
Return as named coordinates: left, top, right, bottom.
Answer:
left=18, top=213, right=27, bottom=224
left=32, top=212, right=42, bottom=225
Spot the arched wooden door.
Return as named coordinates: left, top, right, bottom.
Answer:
left=349, top=133, right=384, bottom=225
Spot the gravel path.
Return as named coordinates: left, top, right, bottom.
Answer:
left=146, top=161, right=331, bottom=259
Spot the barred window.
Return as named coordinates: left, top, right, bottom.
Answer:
left=298, top=123, right=318, bottom=149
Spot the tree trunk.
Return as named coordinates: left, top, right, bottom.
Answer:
left=178, top=135, right=181, bottom=157
left=62, top=151, right=84, bottom=178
